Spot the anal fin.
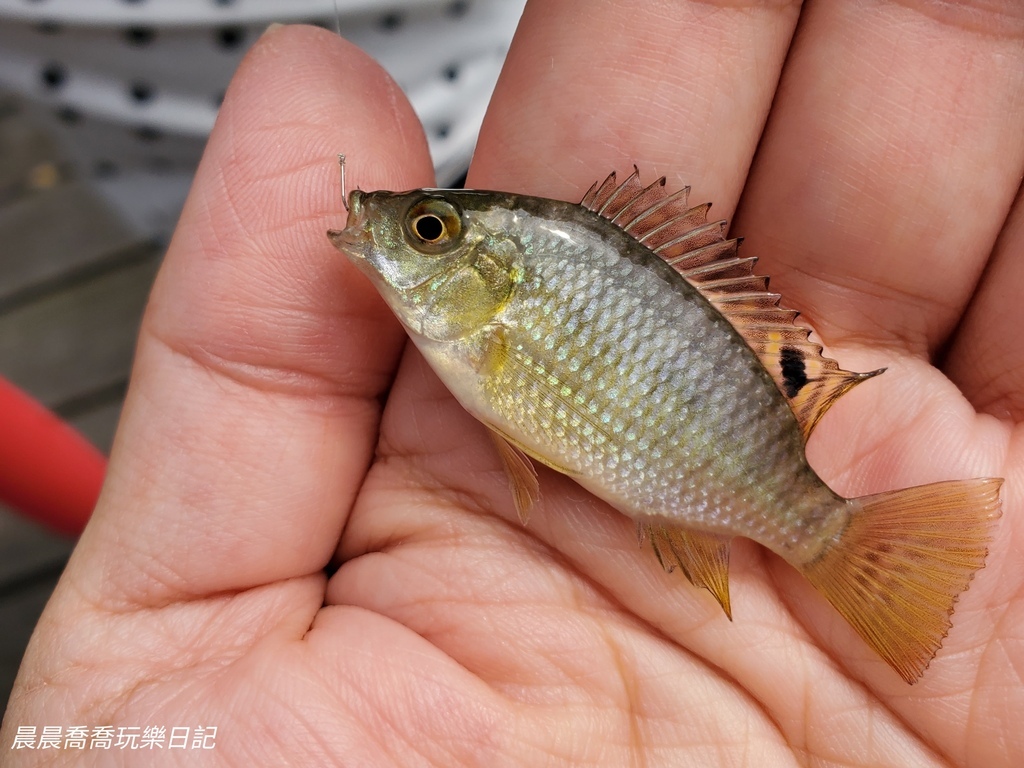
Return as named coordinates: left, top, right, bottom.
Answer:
left=641, top=523, right=733, bottom=619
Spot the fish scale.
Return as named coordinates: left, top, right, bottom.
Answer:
left=331, top=172, right=1001, bottom=683
left=474, top=208, right=843, bottom=557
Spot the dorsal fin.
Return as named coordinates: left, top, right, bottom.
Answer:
left=582, top=169, right=883, bottom=440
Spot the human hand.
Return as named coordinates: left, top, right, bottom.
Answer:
left=4, top=4, right=1024, bottom=766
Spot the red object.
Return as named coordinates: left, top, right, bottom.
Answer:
left=0, top=376, right=106, bottom=536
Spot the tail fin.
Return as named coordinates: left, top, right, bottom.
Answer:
left=801, top=478, right=1002, bottom=683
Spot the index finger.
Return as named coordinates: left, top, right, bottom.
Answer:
left=734, top=1, right=1024, bottom=357
left=470, top=0, right=801, bottom=216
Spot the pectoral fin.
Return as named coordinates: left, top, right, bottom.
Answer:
left=487, top=429, right=540, bottom=525
left=641, top=523, right=733, bottom=619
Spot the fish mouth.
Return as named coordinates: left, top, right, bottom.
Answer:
left=327, top=227, right=363, bottom=254
left=342, top=188, right=364, bottom=221
left=327, top=190, right=367, bottom=255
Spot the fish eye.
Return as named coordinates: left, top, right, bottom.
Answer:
left=412, top=214, right=445, bottom=242
left=404, top=197, right=462, bottom=253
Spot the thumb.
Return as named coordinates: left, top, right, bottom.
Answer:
left=68, top=24, right=434, bottom=608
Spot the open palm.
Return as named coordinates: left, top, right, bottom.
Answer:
left=5, top=5, right=1024, bottom=766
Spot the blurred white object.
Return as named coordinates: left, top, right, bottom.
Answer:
left=0, top=0, right=525, bottom=237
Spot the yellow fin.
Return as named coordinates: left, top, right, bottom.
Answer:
left=487, top=428, right=539, bottom=525
left=582, top=169, right=883, bottom=439
left=801, top=478, right=1002, bottom=683
left=641, top=523, right=732, bottom=619
left=708, top=318, right=884, bottom=441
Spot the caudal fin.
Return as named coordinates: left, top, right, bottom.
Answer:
left=801, top=478, right=1002, bottom=683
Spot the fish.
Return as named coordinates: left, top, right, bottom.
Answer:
left=328, top=167, right=1002, bottom=683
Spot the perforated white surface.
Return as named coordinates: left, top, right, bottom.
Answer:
left=0, top=0, right=525, bottom=236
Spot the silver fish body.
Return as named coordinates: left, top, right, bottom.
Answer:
left=408, top=195, right=844, bottom=564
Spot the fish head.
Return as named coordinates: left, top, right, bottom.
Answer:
left=329, top=189, right=518, bottom=342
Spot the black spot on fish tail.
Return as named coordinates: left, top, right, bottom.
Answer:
left=779, top=346, right=808, bottom=398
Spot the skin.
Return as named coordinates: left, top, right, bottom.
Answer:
left=2, top=3, right=1023, bottom=765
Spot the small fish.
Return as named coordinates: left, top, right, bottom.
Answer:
left=329, top=167, right=1002, bottom=683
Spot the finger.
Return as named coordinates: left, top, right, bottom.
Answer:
left=945, top=188, right=1024, bottom=420
left=732, top=1, right=1024, bottom=356
left=470, top=0, right=803, bottom=218
left=74, top=25, right=434, bottom=607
